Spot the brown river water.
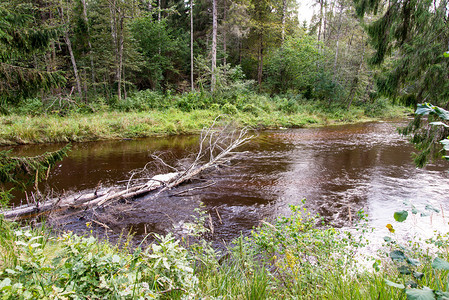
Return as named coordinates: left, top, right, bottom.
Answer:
left=4, top=121, right=449, bottom=244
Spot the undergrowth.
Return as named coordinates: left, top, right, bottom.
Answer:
left=1, top=202, right=447, bottom=299
left=0, top=91, right=409, bottom=145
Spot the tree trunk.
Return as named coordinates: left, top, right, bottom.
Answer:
left=81, top=0, right=96, bottom=93
left=109, top=1, right=122, bottom=101
left=211, top=0, right=217, bottom=92
left=223, top=0, right=227, bottom=69
left=282, top=0, right=287, bottom=43
left=59, top=6, right=82, bottom=99
left=158, top=0, right=161, bottom=55
left=323, top=0, right=327, bottom=42
left=347, top=40, right=366, bottom=109
left=64, top=33, right=83, bottom=99
left=118, top=9, right=125, bottom=101
left=191, top=0, right=194, bottom=91
left=318, top=0, right=323, bottom=42
left=333, top=5, right=343, bottom=79
left=257, top=35, right=264, bottom=87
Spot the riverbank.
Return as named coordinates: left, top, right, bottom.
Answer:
left=0, top=100, right=409, bottom=146
left=1, top=204, right=447, bottom=299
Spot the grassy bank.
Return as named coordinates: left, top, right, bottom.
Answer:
left=0, top=92, right=410, bottom=145
left=1, top=206, right=447, bottom=299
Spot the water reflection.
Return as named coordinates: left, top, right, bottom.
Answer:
left=3, top=122, right=449, bottom=243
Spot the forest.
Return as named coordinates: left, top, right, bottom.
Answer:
left=1, top=0, right=446, bottom=117
left=1, top=0, right=449, bottom=299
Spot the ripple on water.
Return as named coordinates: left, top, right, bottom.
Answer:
left=8, top=121, right=449, bottom=246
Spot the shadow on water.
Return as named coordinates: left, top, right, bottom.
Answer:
left=3, top=121, right=449, bottom=244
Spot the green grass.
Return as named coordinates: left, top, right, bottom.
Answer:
left=0, top=97, right=410, bottom=146
left=1, top=205, right=447, bottom=299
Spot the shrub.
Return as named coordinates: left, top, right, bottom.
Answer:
left=221, top=103, right=239, bottom=115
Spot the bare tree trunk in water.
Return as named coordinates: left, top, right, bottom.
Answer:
left=211, top=0, right=217, bottom=92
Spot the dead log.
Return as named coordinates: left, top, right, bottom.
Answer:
left=1, top=124, right=252, bottom=220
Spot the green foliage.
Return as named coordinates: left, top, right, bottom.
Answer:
left=363, top=97, right=390, bottom=117
left=246, top=204, right=369, bottom=297
left=0, top=2, right=65, bottom=102
left=394, top=210, right=409, bottom=222
left=355, top=0, right=449, bottom=107
left=265, top=34, right=329, bottom=96
left=114, top=90, right=168, bottom=111
left=0, top=145, right=70, bottom=205
left=0, top=221, right=198, bottom=299
left=400, top=103, right=449, bottom=167
left=383, top=220, right=449, bottom=299
left=131, top=15, right=189, bottom=91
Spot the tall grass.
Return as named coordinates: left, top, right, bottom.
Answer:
left=2, top=204, right=446, bottom=299
left=0, top=92, right=410, bottom=145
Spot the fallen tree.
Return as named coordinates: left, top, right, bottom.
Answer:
left=1, top=124, right=253, bottom=220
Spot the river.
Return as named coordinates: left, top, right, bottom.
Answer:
left=4, top=121, right=449, bottom=244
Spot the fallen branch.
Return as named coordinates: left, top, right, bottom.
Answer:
left=169, top=181, right=216, bottom=197
left=1, top=123, right=252, bottom=220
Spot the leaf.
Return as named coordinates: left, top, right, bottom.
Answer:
left=0, top=278, right=11, bottom=290
left=394, top=210, right=409, bottom=222
left=441, top=140, right=449, bottom=151
left=390, top=250, right=407, bottom=262
left=435, top=290, right=449, bottom=299
left=386, top=224, right=395, bottom=233
left=425, top=204, right=440, bottom=213
left=406, top=280, right=418, bottom=288
left=406, top=257, right=421, bottom=266
left=413, top=272, right=424, bottom=280
left=430, top=122, right=449, bottom=128
left=385, top=279, right=405, bottom=289
left=412, top=206, right=418, bottom=214
left=416, top=103, right=434, bottom=115
left=398, top=265, right=412, bottom=275
left=406, top=287, right=435, bottom=300
left=444, top=51, right=449, bottom=58
left=432, top=257, right=449, bottom=270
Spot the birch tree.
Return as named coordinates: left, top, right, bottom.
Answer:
left=211, top=0, right=218, bottom=92
left=59, top=1, right=83, bottom=99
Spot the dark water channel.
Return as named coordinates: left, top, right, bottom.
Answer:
left=4, top=121, right=449, bottom=243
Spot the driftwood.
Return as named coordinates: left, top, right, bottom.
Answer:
left=1, top=124, right=252, bottom=220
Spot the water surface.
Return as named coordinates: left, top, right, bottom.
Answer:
left=4, top=121, right=449, bottom=243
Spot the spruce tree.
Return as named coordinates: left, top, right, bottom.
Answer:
left=354, top=0, right=449, bottom=107
left=0, top=2, right=65, bottom=104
